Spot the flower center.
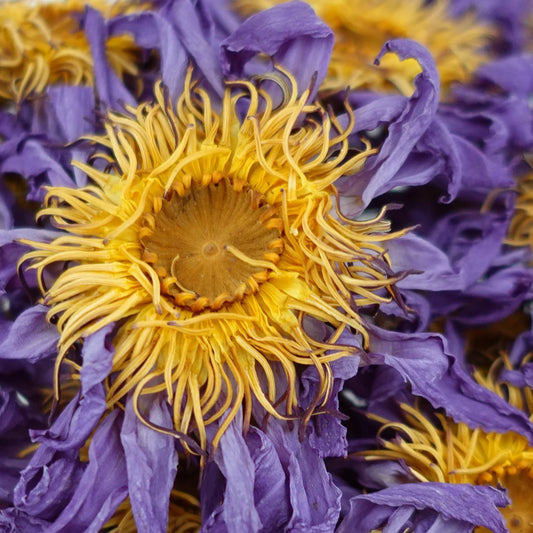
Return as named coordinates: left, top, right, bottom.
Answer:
left=140, top=174, right=283, bottom=312
left=475, top=463, right=533, bottom=533
left=501, top=469, right=533, bottom=532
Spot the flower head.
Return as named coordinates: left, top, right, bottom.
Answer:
left=360, top=353, right=533, bottom=532
left=21, top=68, right=404, bottom=450
left=234, top=0, right=495, bottom=95
left=0, top=0, right=141, bottom=103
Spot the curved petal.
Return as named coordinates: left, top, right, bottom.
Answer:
left=338, top=483, right=509, bottom=533
left=221, top=1, right=333, bottom=98
left=120, top=395, right=178, bottom=533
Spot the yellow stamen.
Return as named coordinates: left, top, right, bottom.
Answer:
left=508, top=169, right=533, bottom=248
left=106, top=486, right=202, bottom=531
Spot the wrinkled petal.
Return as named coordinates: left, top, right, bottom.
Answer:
left=30, top=325, right=115, bottom=451
left=109, top=11, right=190, bottom=102
left=45, top=409, right=128, bottom=533
left=0, top=305, right=58, bottom=363
left=386, top=233, right=460, bottom=291
left=83, top=7, right=136, bottom=110
left=0, top=137, right=73, bottom=200
left=366, top=326, right=533, bottom=441
left=337, top=483, right=509, bottom=533
left=0, top=508, right=51, bottom=532
left=265, top=419, right=341, bottom=531
left=430, top=266, right=533, bottom=326
left=477, top=54, right=533, bottom=98
left=299, top=355, right=359, bottom=457
left=246, top=427, right=291, bottom=531
left=162, top=0, right=224, bottom=97
left=13, top=444, right=84, bottom=520
left=221, top=1, right=333, bottom=98
left=207, top=414, right=262, bottom=532
left=342, top=39, right=440, bottom=207
left=121, top=395, right=178, bottom=533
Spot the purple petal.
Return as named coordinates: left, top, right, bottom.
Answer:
left=162, top=0, right=224, bottom=97
left=207, top=415, right=262, bottom=532
left=450, top=0, right=531, bottom=52
left=0, top=305, right=59, bottom=363
left=299, top=355, right=359, bottom=457
left=41, top=86, right=97, bottom=187
left=109, top=12, right=190, bottom=102
left=0, top=509, right=51, bottom=532
left=221, top=1, right=333, bottom=98
left=430, top=266, right=533, bottom=326
left=13, top=445, right=84, bottom=520
left=0, top=228, right=60, bottom=292
left=338, top=483, right=509, bottom=533
left=429, top=208, right=510, bottom=288
left=476, top=54, right=533, bottom=98
left=412, top=116, right=462, bottom=202
left=120, top=395, right=177, bottom=533
left=264, top=420, right=342, bottom=531
left=366, top=326, right=533, bottom=441
left=386, top=233, right=460, bottom=291
left=246, top=427, right=291, bottom=531
left=83, top=7, right=136, bottom=110
left=31, top=86, right=96, bottom=147
left=201, top=0, right=240, bottom=36
left=45, top=409, right=128, bottom=532
left=342, top=39, right=439, bottom=207
left=30, top=325, right=115, bottom=451
left=0, top=137, right=73, bottom=199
